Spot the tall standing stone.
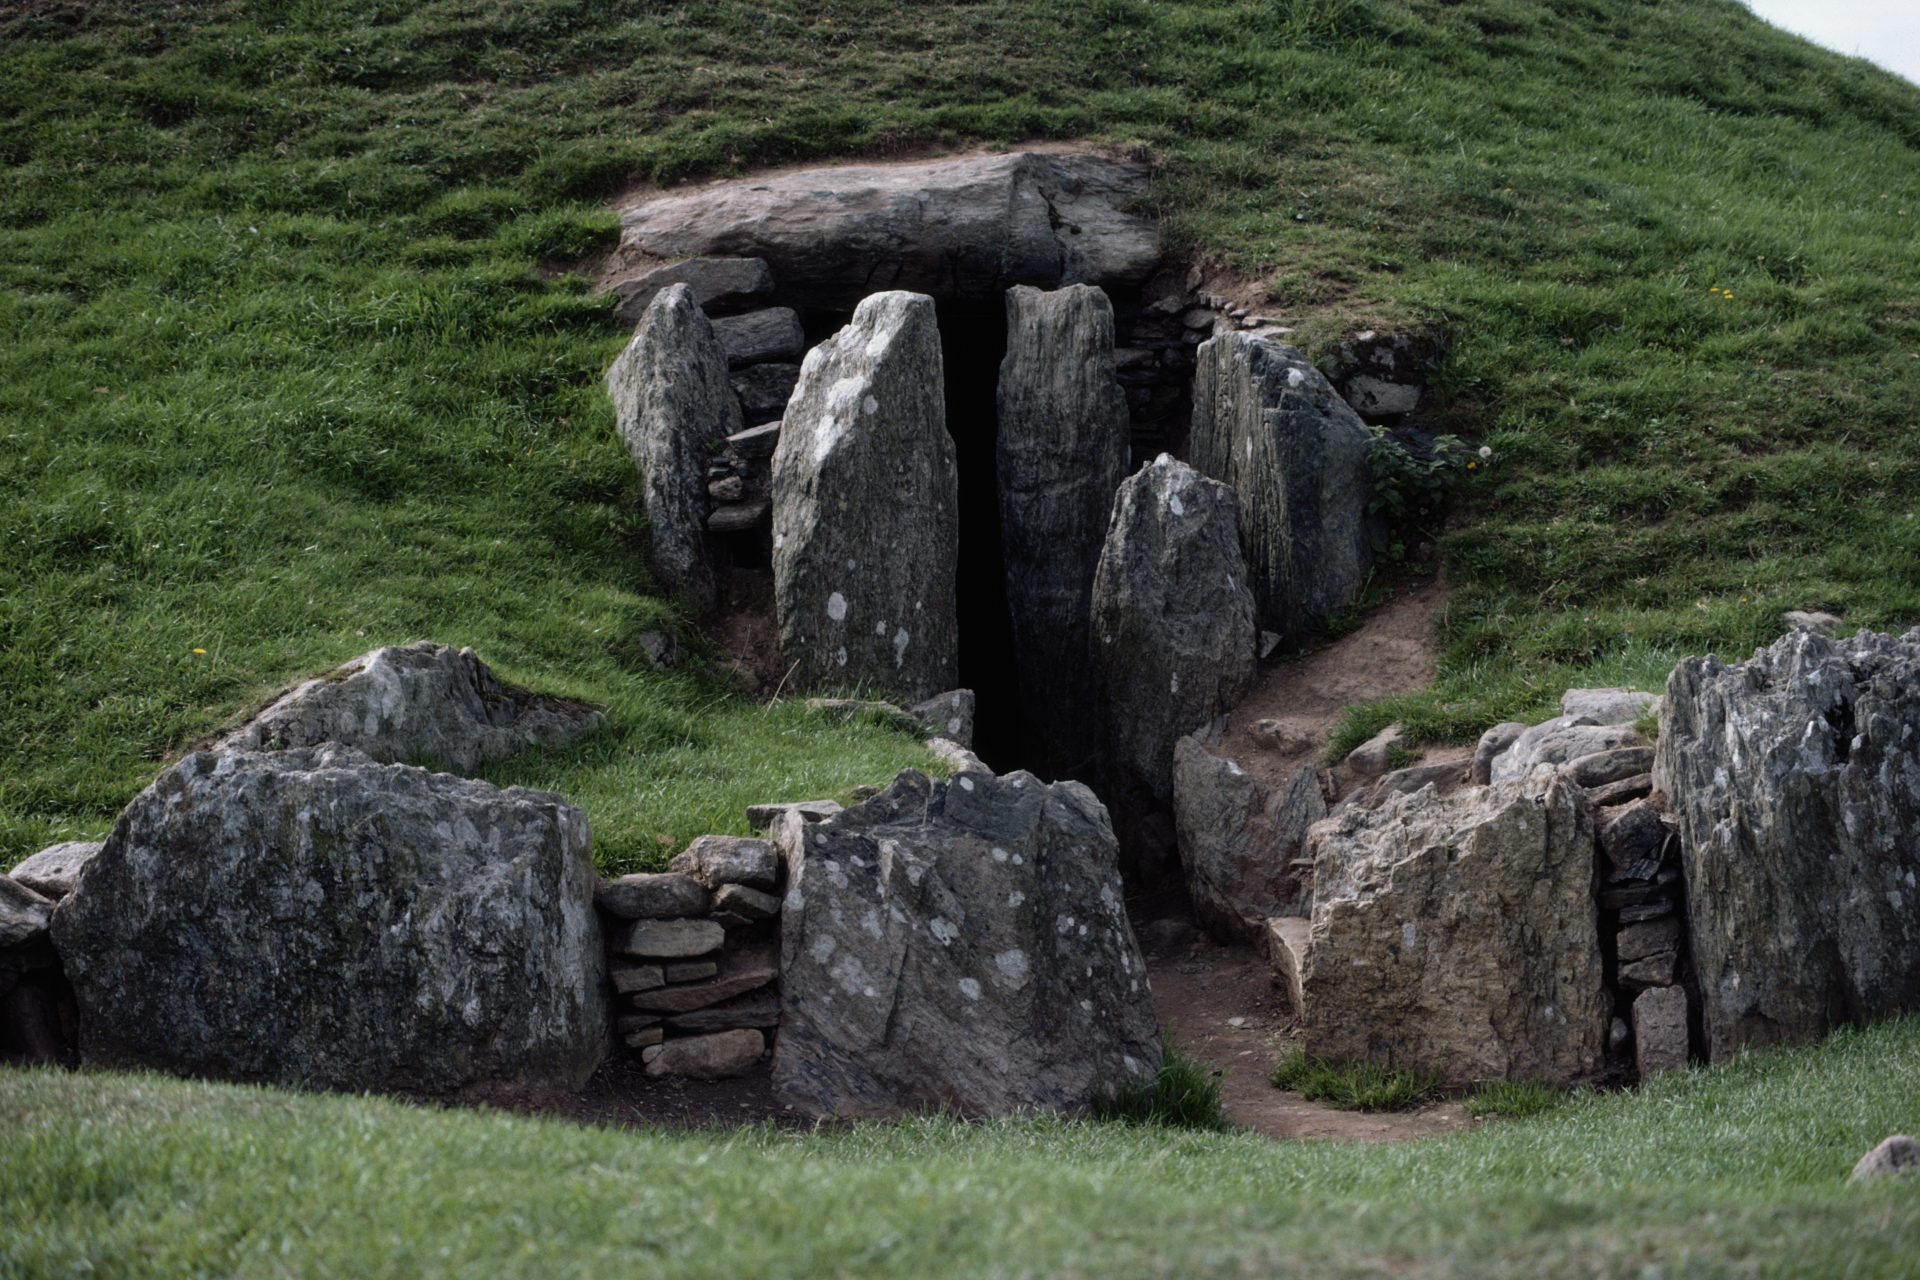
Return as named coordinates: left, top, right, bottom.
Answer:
left=996, top=284, right=1130, bottom=777
left=1171, top=737, right=1323, bottom=944
left=1090, top=456, right=1257, bottom=817
left=606, top=283, right=742, bottom=615
left=771, top=291, right=959, bottom=703
left=1655, top=628, right=1920, bottom=1060
left=1190, top=334, right=1372, bottom=636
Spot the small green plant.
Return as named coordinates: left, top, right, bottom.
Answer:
left=1366, top=428, right=1474, bottom=561
left=1270, top=1047, right=1442, bottom=1111
left=1095, top=1039, right=1230, bottom=1130
left=1466, top=1079, right=1569, bottom=1120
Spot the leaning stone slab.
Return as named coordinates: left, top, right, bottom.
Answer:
left=1302, top=771, right=1608, bottom=1085
left=670, top=835, right=779, bottom=890
left=771, top=290, right=959, bottom=702
left=773, top=768, right=1160, bottom=1119
left=8, top=841, right=102, bottom=901
left=608, top=256, right=773, bottom=325
left=666, top=992, right=782, bottom=1033
left=1171, top=737, right=1321, bottom=944
left=1656, top=628, right=1920, bottom=1059
left=643, top=1028, right=765, bottom=1079
left=1090, top=455, right=1257, bottom=811
left=220, top=642, right=602, bottom=775
left=51, top=746, right=606, bottom=1096
left=607, top=282, right=742, bottom=613
left=712, top=883, right=780, bottom=921
left=0, top=878, right=52, bottom=949
left=1632, top=985, right=1689, bottom=1080
left=996, top=284, right=1130, bottom=777
left=1189, top=334, right=1373, bottom=637
left=713, top=307, right=805, bottom=368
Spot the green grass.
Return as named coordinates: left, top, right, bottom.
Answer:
left=1270, top=1046, right=1445, bottom=1110
left=6, top=1018, right=1920, bottom=1277
left=1092, top=1038, right=1230, bottom=1130
left=5, top=0, right=1920, bottom=860
left=1467, top=1078, right=1571, bottom=1120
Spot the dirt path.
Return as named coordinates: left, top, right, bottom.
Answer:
left=1144, top=935, right=1470, bottom=1142
left=1218, top=572, right=1456, bottom=794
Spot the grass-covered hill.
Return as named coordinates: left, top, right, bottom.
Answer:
left=4, top=0, right=1919, bottom=868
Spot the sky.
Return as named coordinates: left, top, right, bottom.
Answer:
left=1743, top=1, right=1920, bottom=85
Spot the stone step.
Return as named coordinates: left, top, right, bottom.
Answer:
left=1264, top=916, right=1310, bottom=1020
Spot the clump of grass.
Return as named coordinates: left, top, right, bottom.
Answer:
left=1095, top=1039, right=1229, bottom=1130
left=1465, top=1079, right=1569, bottom=1120
left=1270, top=1047, right=1441, bottom=1111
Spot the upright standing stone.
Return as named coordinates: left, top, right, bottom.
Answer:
left=1655, top=628, right=1920, bottom=1060
left=1189, top=334, right=1372, bottom=637
left=1171, top=738, right=1323, bottom=944
left=996, top=284, right=1130, bottom=777
left=606, top=283, right=742, bottom=614
left=1089, top=455, right=1257, bottom=813
left=771, top=291, right=959, bottom=702
left=772, top=768, right=1160, bottom=1118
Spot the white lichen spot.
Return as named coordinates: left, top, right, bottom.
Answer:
left=994, top=949, right=1029, bottom=984
left=863, top=908, right=883, bottom=938
left=812, top=415, right=843, bottom=465
left=809, top=934, right=838, bottom=963
left=863, top=395, right=879, bottom=416
left=1890, top=890, right=1905, bottom=911
left=958, top=977, right=982, bottom=1001
left=1401, top=921, right=1417, bottom=949
left=1056, top=914, right=1077, bottom=935
left=826, top=592, right=848, bottom=622
left=991, top=847, right=1009, bottom=862
left=958, top=777, right=975, bottom=792
left=874, top=620, right=888, bottom=636
left=1227, top=761, right=1244, bottom=776
left=835, top=647, right=848, bottom=667
left=1286, top=367, right=1306, bottom=388
left=1170, top=671, right=1181, bottom=695
left=948, top=717, right=962, bottom=734
left=893, top=627, right=910, bottom=666
left=930, top=917, right=958, bottom=945
left=1169, top=491, right=1185, bottom=517
left=1124, top=1054, right=1144, bottom=1075
left=1012, top=854, right=1024, bottom=866
left=1080, top=1000, right=1093, bottom=1013
left=1007, top=891, right=1025, bottom=908
left=846, top=558, right=859, bottom=570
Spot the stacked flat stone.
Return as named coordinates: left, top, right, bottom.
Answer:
left=596, top=834, right=786, bottom=1079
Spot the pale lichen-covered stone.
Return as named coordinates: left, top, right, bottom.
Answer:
left=1489, top=716, right=1643, bottom=783
left=996, top=283, right=1130, bottom=777
left=773, top=768, right=1159, bottom=1119
left=606, top=282, right=742, bottom=613
left=771, top=291, right=959, bottom=703
left=1655, top=628, right=1920, bottom=1059
left=8, top=841, right=102, bottom=901
left=50, top=746, right=606, bottom=1096
left=1301, top=771, right=1608, bottom=1085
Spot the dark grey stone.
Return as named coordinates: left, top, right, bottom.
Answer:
left=996, top=284, right=1130, bottom=777
left=595, top=872, right=709, bottom=920
left=730, top=361, right=802, bottom=422
left=670, top=835, right=780, bottom=890
left=609, top=256, right=773, bottom=324
left=1172, top=738, right=1321, bottom=944
left=714, top=308, right=805, bottom=369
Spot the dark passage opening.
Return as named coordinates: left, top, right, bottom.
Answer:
left=936, top=299, right=1024, bottom=777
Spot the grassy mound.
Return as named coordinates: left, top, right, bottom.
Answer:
left=4, top=0, right=1918, bottom=863
left=5, top=1017, right=1919, bottom=1275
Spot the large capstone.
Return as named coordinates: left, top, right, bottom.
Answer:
left=1301, top=771, right=1608, bottom=1085
left=1654, top=628, right=1920, bottom=1060
left=1189, top=334, right=1372, bottom=637
left=996, top=284, right=1131, bottom=777
left=1171, top=737, right=1323, bottom=944
left=51, top=745, right=607, bottom=1096
left=615, top=152, right=1159, bottom=312
left=219, top=641, right=603, bottom=775
left=1090, top=455, right=1257, bottom=812
left=771, top=291, right=959, bottom=702
left=606, top=282, right=742, bottom=614
left=772, top=767, right=1160, bottom=1119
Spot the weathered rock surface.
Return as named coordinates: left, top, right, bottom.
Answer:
left=616, top=152, right=1159, bottom=311
left=51, top=746, right=607, bottom=1095
left=1561, top=687, right=1658, bottom=726
left=670, top=835, right=780, bottom=890
left=1489, top=716, right=1642, bottom=784
left=996, top=283, right=1130, bottom=776
left=1317, top=328, right=1448, bottom=424
left=220, top=642, right=603, bottom=775
left=773, top=768, right=1160, bottom=1119
left=615, top=918, right=725, bottom=959
left=595, top=872, right=709, bottom=920
left=712, top=883, right=781, bottom=921
left=1302, top=771, right=1608, bottom=1084
left=1851, top=1135, right=1920, bottom=1183
left=730, top=362, right=802, bottom=423
left=1563, top=746, right=1656, bottom=789
left=771, top=291, right=959, bottom=702
left=1655, top=628, right=1920, bottom=1059
left=0, top=878, right=52, bottom=949
left=713, top=307, right=805, bottom=368
left=8, top=841, right=102, bottom=900
left=1632, top=985, right=1689, bottom=1080
left=608, top=256, right=773, bottom=325
left=1266, top=916, right=1310, bottom=1019
left=606, top=282, right=742, bottom=614
left=1472, top=722, right=1527, bottom=786
left=643, top=1028, right=765, bottom=1079
left=1172, top=737, right=1322, bottom=944
left=627, top=942, right=776, bottom=1013
left=747, top=800, right=842, bottom=830
left=910, top=689, right=976, bottom=749
left=1090, top=455, right=1257, bottom=809
left=1344, top=723, right=1405, bottom=778
left=1189, top=334, right=1372, bottom=636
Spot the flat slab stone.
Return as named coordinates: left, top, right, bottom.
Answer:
left=670, top=835, right=780, bottom=890
left=615, top=918, right=725, bottom=959
left=595, top=872, right=709, bottom=920
left=643, top=1028, right=765, bottom=1079
left=609, top=256, right=773, bottom=324
left=8, top=841, right=102, bottom=900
